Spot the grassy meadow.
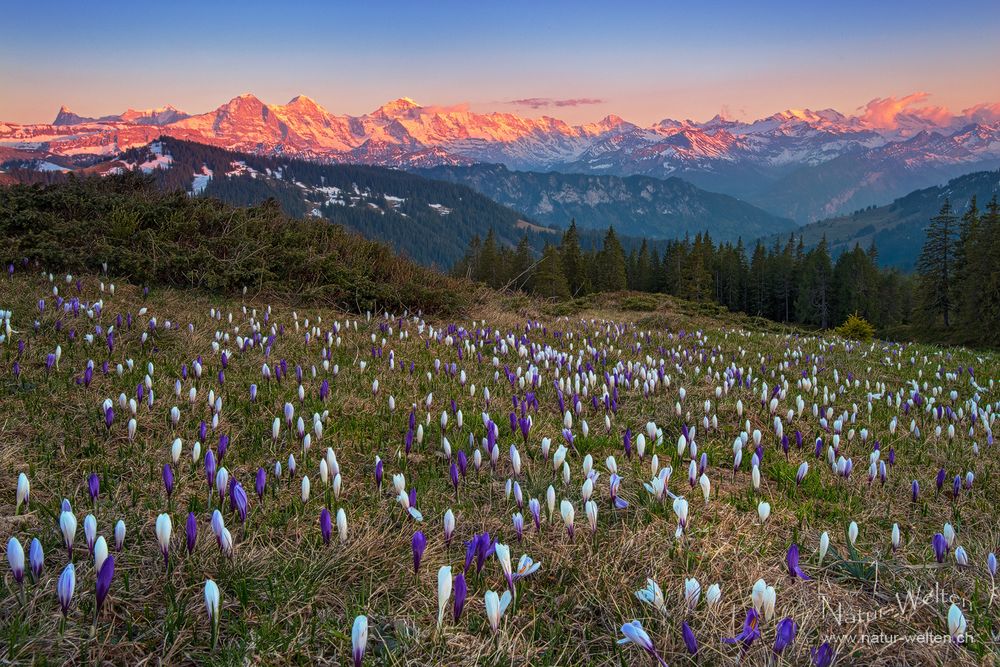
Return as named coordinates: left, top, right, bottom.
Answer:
left=1, top=270, right=998, bottom=666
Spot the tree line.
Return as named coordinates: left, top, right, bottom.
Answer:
left=455, top=220, right=913, bottom=327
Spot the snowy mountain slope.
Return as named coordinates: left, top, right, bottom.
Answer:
left=3, top=94, right=999, bottom=221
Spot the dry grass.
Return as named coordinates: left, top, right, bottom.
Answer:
left=0, top=272, right=998, bottom=666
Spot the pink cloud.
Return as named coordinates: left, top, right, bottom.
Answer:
left=507, top=97, right=605, bottom=109
left=420, top=102, right=471, bottom=114
left=857, top=92, right=952, bottom=129
left=960, top=102, right=1000, bottom=124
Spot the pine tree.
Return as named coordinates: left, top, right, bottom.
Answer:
left=916, top=200, right=958, bottom=328
left=531, top=243, right=571, bottom=299
left=559, top=220, right=589, bottom=297
left=795, top=237, right=833, bottom=328
left=595, top=227, right=627, bottom=292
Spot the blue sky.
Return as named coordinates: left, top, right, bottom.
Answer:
left=2, top=0, right=998, bottom=124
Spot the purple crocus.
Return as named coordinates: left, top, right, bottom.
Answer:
left=936, top=468, right=946, bottom=493
left=911, top=480, right=919, bottom=503
left=932, top=533, right=947, bottom=563
left=952, top=475, right=961, bottom=500
left=412, top=530, right=427, bottom=574
left=232, top=483, right=248, bottom=523
left=320, top=508, right=332, bottom=545
left=811, top=641, right=835, bottom=667
left=88, top=473, right=100, bottom=503
left=255, top=468, right=267, bottom=500
left=786, top=543, right=811, bottom=580
left=453, top=572, right=467, bottom=621
left=773, top=617, right=797, bottom=655
left=29, top=538, right=43, bottom=581
left=682, top=621, right=698, bottom=655
left=374, top=457, right=384, bottom=488
left=163, top=464, right=174, bottom=498
left=205, top=450, right=217, bottom=490
left=186, top=513, right=198, bottom=555
left=95, top=555, right=115, bottom=616
left=723, top=608, right=761, bottom=652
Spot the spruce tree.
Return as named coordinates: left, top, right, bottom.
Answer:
left=531, top=243, right=571, bottom=299
left=559, top=220, right=589, bottom=296
left=916, top=200, right=958, bottom=328
left=596, top=227, right=627, bottom=292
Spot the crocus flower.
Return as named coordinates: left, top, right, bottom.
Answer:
left=205, top=579, right=221, bottom=648
left=84, top=514, right=97, bottom=554
left=155, top=513, right=172, bottom=568
left=786, top=543, right=811, bottom=580
left=618, top=620, right=668, bottom=667
left=95, top=555, right=115, bottom=617
left=115, top=519, right=126, bottom=551
left=337, top=508, right=348, bottom=543
left=186, top=513, right=197, bottom=555
left=685, top=577, right=701, bottom=610
left=412, top=531, right=427, bottom=574
left=772, top=616, right=797, bottom=656
left=955, top=546, right=969, bottom=567
left=560, top=500, right=575, bottom=540
left=88, top=473, right=100, bottom=504
left=495, top=542, right=514, bottom=592
left=811, top=641, right=834, bottom=667
left=15, top=472, right=29, bottom=514
left=796, top=461, right=809, bottom=485
left=682, top=621, right=698, bottom=655
left=453, top=572, right=468, bottom=621
left=58, top=563, right=76, bottom=617
left=988, top=552, right=997, bottom=580
left=723, top=608, right=761, bottom=652
left=94, top=537, right=108, bottom=574
left=443, top=509, right=455, bottom=546
left=163, top=464, right=174, bottom=498
left=232, top=483, right=248, bottom=523
left=7, top=537, right=24, bottom=586
left=255, top=468, right=267, bottom=500
left=59, top=511, right=77, bottom=558
left=932, top=533, right=947, bottom=563
left=706, top=583, right=722, bottom=610
left=484, top=589, right=512, bottom=633
left=819, top=531, right=830, bottom=564
left=320, top=508, right=332, bottom=545
left=352, top=615, right=368, bottom=667
left=29, top=538, right=43, bottom=581
left=437, top=565, right=452, bottom=629
left=947, top=603, right=967, bottom=642
left=636, top=578, right=667, bottom=614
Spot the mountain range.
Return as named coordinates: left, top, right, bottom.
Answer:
left=772, top=169, right=1000, bottom=271
left=416, top=163, right=795, bottom=241
left=3, top=93, right=999, bottom=222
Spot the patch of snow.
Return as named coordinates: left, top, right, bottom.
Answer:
left=428, top=203, right=452, bottom=216
left=191, top=165, right=213, bottom=195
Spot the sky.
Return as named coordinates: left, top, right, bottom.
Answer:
left=2, top=0, right=999, bottom=126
